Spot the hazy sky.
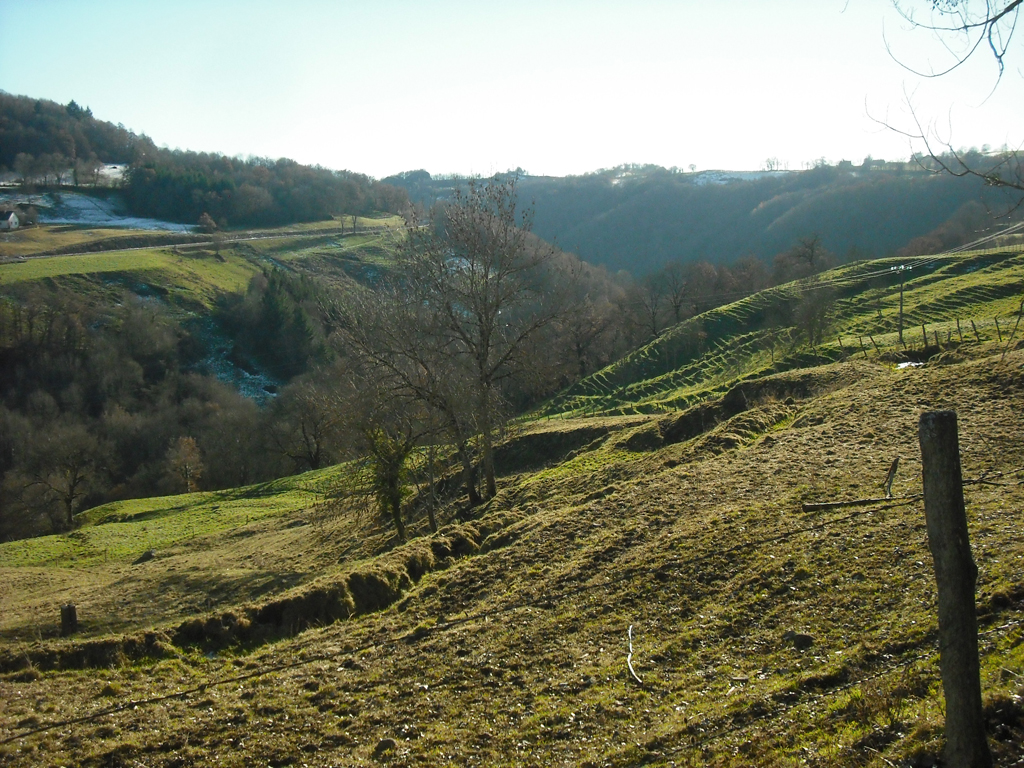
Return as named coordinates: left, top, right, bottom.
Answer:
left=1, top=0, right=1021, bottom=178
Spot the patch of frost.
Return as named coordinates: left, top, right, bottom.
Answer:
left=692, top=170, right=793, bottom=186
left=0, top=191, right=194, bottom=232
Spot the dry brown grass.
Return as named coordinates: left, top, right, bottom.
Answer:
left=2, top=346, right=1023, bottom=766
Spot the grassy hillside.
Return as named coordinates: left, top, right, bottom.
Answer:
left=0, top=217, right=403, bottom=304
left=1, top=250, right=1023, bottom=767
left=543, top=246, right=1024, bottom=417
left=0, top=226, right=200, bottom=260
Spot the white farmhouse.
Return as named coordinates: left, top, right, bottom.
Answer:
left=0, top=210, right=20, bottom=230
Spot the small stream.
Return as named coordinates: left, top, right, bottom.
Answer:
left=185, top=315, right=280, bottom=404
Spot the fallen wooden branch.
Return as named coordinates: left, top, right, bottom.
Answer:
left=627, top=625, right=643, bottom=685
left=803, top=466, right=1024, bottom=513
left=963, top=467, right=1024, bottom=486
left=801, top=494, right=922, bottom=512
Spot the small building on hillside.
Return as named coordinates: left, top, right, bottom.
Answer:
left=0, top=210, right=20, bottom=230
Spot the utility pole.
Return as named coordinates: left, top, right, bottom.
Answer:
left=892, top=264, right=909, bottom=347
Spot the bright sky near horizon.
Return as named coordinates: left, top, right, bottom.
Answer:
left=1, top=0, right=1021, bottom=179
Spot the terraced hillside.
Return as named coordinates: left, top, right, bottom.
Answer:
left=1, top=250, right=1023, bottom=767
left=543, top=247, right=1024, bottom=417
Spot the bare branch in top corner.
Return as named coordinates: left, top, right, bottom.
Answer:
left=889, top=1, right=1022, bottom=79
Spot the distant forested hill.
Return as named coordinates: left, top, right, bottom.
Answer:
left=0, top=91, right=136, bottom=167
left=0, top=92, right=408, bottom=227
left=386, top=165, right=1009, bottom=275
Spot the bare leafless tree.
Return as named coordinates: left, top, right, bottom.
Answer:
left=629, top=275, right=667, bottom=340
left=166, top=436, right=204, bottom=493
left=270, top=379, right=344, bottom=472
left=24, top=421, right=103, bottom=530
left=337, top=278, right=485, bottom=506
left=794, top=283, right=837, bottom=348
left=558, top=292, right=619, bottom=379
left=399, top=175, right=568, bottom=500
left=333, top=366, right=433, bottom=542
left=662, top=261, right=690, bottom=324
left=337, top=175, right=574, bottom=505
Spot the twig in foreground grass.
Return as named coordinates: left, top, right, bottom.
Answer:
left=627, top=625, right=643, bottom=685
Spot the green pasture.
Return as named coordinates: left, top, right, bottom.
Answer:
left=0, top=248, right=258, bottom=306
left=0, top=465, right=346, bottom=570
left=241, top=214, right=403, bottom=235
left=0, top=225, right=167, bottom=259
left=237, top=228, right=404, bottom=267
left=542, top=248, right=1024, bottom=417
left=0, top=226, right=404, bottom=305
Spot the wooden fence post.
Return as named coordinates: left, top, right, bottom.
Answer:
left=61, top=604, right=78, bottom=636
left=1009, top=300, right=1024, bottom=344
left=918, top=411, right=992, bottom=768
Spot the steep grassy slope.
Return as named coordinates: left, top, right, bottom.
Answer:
left=544, top=247, right=1024, bottom=417
left=1, top=252, right=1023, bottom=767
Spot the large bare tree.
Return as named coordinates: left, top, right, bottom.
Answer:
left=24, top=421, right=104, bottom=530
left=338, top=274, right=485, bottom=506
left=407, top=176, right=570, bottom=498
left=340, top=174, right=568, bottom=504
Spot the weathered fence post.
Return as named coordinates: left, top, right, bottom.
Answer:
left=918, top=411, right=992, bottom=768
left=61, top=604, right=78, bottom=636
left=1012, top=299, right=1024, bottom=343
left=1003, top=300, right=1024, bottom=360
